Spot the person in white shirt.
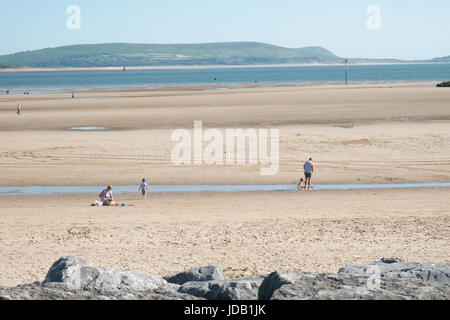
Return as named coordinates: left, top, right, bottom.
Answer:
left=139, top=178, right=149, bottom=200
left=99, top=186, right=114, bottom=206
left=17, top=103, right=21, bottom=115
left=303, top=158, right=315, bottom=190
left=297, top=178, right=306, bottom=191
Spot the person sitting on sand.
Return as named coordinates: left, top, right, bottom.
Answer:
left=139, top=178, right=149, bottom=200
left=297, top=178, right=306, bottom=191
left=99, top=186, right=115, bottom=206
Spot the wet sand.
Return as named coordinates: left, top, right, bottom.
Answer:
left=0, top=82, right=449, bottom=286
left=0, top=82, right=449, bottom=186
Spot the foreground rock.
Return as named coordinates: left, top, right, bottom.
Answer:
left=0, top=282, right=200, bottom=300
left=338, top=257, right=450, bottom=284
left=1, top=256, right=449, bottom=300
left=163, top=265, right=227, bottom=285
left=44, top=256, right=171, bottom=292
left=258, top=271, right=450, bottom=300
left=178, top=276, right=265, bottom=300
left=0, top=256, right=198, bottom=300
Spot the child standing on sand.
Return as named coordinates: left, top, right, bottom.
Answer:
left=139, top=178, right=149, bottom=199
left=16, top=103, right=21, bottom=115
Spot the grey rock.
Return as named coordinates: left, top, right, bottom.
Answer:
left=258, top=271, right=314, bottom=300
left=0, top=282, right=201, bottom=300
left=178, top=275, right=265, bottom=300
left=178, top=281, right=225, bottom=300
left=164, top=265, right=227, bottom=285
left=259, top=271, right=450, bottom=300
left=223, top=276, right=265, bottom=300
left=44, top=256, right=101, bottom=290
left=338, top=257, right=450, bottom=284
left=44, top=256, right=169, bottom=292
left=3, top=257, right=450, bottom=300
left=87, top=269, right=168, bottom=292
left=1, top=256, right=195, bottom=300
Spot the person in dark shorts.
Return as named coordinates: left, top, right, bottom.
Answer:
left=303, top=158, right=315, bottom=190
left=139, top=178, right=149, bottom=200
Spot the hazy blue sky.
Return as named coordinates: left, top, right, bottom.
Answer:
left=0, top=0, right=448, bottom=59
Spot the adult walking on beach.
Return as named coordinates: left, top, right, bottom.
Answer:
left=16, top=103, right=21, bottom=115
left=304, top=158, right=315, bottom=190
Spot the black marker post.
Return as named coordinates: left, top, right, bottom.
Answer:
left=345, top=59, right=348, bottom=85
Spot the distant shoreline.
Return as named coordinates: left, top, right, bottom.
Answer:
left=0, top=81, right=440, bottom=96
left=0, top=61, right=448, bottom=73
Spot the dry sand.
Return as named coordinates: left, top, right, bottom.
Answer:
left=0, top=189, right=449, bottom=287
left=0, top=82, right=449, bottom=286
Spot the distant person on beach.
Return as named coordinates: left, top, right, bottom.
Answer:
left=72, top=92, right=75, bottom=99
left=304, top=158, right=315, bottom=190
left=139, top=178, right=149, bottom=200
left=99, top=186, right=114, bottom=206
left=16, top=103, right=21, bottom=115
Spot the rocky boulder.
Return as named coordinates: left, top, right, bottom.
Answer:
left=0, top=282, right=201, bottom=300
left=258, top=271, right=450, bottom=300
left=44, top=256, right=170, bottom=292
left=2, top=257, right=449, bottom=300
left=43, top=256, right=100, bottom=290
left=178, top=275, right=265, bottom=300
left=163, top=265, right=227, bottom=285
left=338, top=257, right=450, bottom=284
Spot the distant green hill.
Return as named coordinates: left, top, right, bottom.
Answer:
left=293, top=46, right=339, bottom=60
left=0, top=42, right=426, bottom=69
left=0, top=42, right=346, bottom=68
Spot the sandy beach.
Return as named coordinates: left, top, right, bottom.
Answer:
left=0, top=189, right=449, bottom=287
left=0, top=82, right=449, bottom=287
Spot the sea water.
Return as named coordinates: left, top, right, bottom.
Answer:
left=1, top=63, right=450, bottom=94
left=1, top=182, right=450, bottom=196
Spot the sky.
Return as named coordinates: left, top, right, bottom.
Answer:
left=0, top=0, right=449, bottom=60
